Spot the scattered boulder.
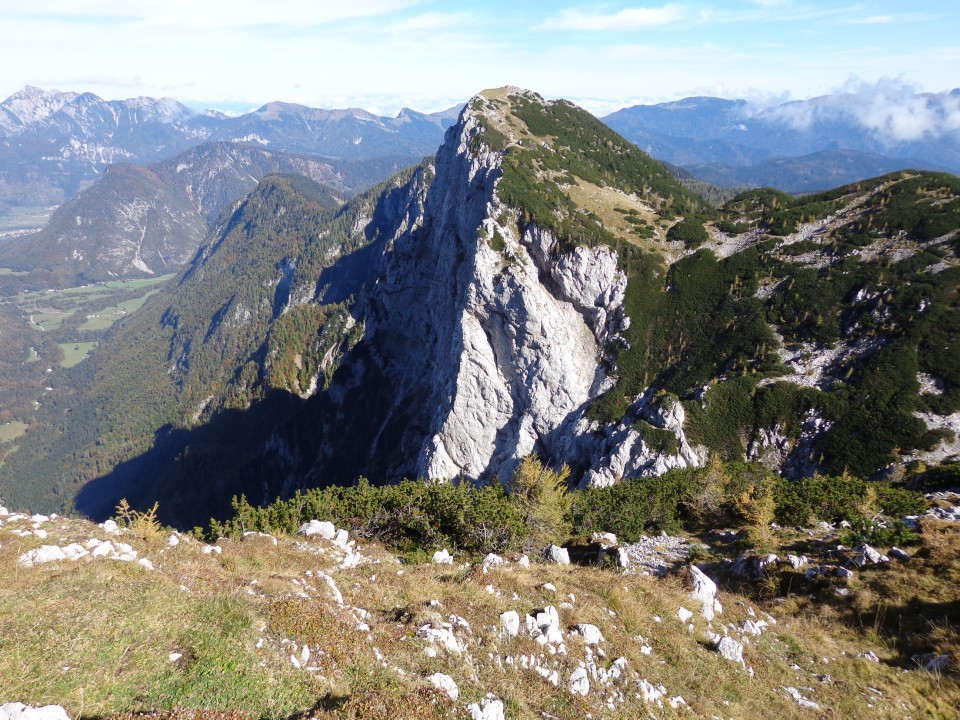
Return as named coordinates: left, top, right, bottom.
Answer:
left=332, top=528, right=350, bottom=548
left=240, top=531, right=278, bottom=545
left=298, top=520, right=336, bottom=539
left=677, top=607, right=694, bottom=623
left=545, top=544, right=570, bottom=565
left=590, top=532, right=618, bottom=547
left=530, top=605, right=564, bottom=645
left=574, top=623, right=605, bottom=645
left=889, top=547, right=910, bottom=561
left=713, top=635, right=745, bottom=664
left=783, top=686, right=821, bottom=710
left=914, top=653, right=951, bottom=673
left=427, top=672, right=459, bottom=700
left=0, top=704, right=70, bottom=720
left=100, top=519, right=120, bottom=535
left=731, top=553, right=778, bottom=580
left=18, top=545, right=67, bottom=567
left=481, top=553, right=504, bottom=571
left=689, top=565, right=720, bottom=620
left=466, top=694, right=505, bottom=720
left=852, top=544, right=889, bottom=567
left=568, top=666, right=590, bottom=696
left=432, top=548, right=453, bottom=564
left=499, top=610, right=520, bottom=638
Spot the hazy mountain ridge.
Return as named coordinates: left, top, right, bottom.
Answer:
left=0, top=86, right=455, bottom=211
left=603, top=89, right=960, bottom=191
left=0, top=142, right=406, bottom=288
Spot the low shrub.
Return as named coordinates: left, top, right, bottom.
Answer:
left=210, top=478, right=528, bottom=555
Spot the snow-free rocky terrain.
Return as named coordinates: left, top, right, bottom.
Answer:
left=1, top=496, right=958, bottom=719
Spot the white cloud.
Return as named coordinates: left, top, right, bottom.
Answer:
left=762, top=78, right=960, bottom=143
left=383, top=12, right=472, bottom=34
left=539, top=4, right=685, bottom=31
left=7, top=0, right=418, bottom=29
left=846, top=15, right=893, bottom=24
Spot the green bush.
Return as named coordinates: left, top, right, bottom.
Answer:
left=210, top=478, right=528, bottom=555
left=570, top=469, right=698, bottom=540
left=666, top=217, right=709, bottom=248
left=839, top=517, right=922, bottom=548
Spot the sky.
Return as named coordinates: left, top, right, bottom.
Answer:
left=1, top=0, right=958, bottom=117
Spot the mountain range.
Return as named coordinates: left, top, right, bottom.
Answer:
left=1, top=87, right=957, bottom=530
left=0, top=85, right=457, bottom=212
left=603, top=89, right=960, bottom=192
left=0, top=142, right=414, bottom=288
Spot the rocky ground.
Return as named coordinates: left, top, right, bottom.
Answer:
left=1, top=496, right=958, bottom=720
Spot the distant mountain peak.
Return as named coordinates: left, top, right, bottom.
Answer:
left=1, top=85, right=80, bottom=125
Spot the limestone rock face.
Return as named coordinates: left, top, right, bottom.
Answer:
left=351, top=91, right=699, bottom=485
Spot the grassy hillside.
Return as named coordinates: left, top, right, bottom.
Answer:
left=1, top=466, right=956, bottom=719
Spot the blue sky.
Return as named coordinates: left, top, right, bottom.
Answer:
left=1, top=0, right=957, bottom=115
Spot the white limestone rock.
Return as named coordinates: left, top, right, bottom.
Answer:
left=591, top=531, right=618, bottom=547
left=0, top=704, right=70, bottom=720
left=466, top=694, right=505, bottom=720
left=568, top=666, right=590, bottom=696
left=714, top=635, right=745, bottom=664
left=499, top=610, right=521, bottom=638
left=689, top=565, right=719, bottom=620
left=432, top=548, right=454, bottom=564
left=18, top=545, right=66, bottom=567
left=427, top=672, right=459, bottom=700
left=100, top=519, right=120, bottom=535
left=531, top=605, right=564, bottom=645
left=545, top=544, right=570, bottom=564
left=574, top=624, right=605, bottom=645
left=298, top=520, right=336, bottom=539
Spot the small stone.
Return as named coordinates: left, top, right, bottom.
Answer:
left=482, top=553, right=504, bottom=569
left=499, top=610, right=521, bottom=638
left=852, top=543, right=889, bottom=566
left=785, top=554, right=808, bottom=569
left=568, top=666, right=590, bottom=696
left=714, top=635, right=744, bottom=664
left=426, top=672, right=459, bottom=700
left=591, top=531, right=618, bottom=547
left=332, top=528, right=350, bottom=547
left=466, top=694, right=505, bottom=720
left=542, top=582, right=557, bottom=593
left=677, top=607, right=693, bottom=622
left=100, top=519, right=120, bottom=534
left=575, top=624, right=605, bottom=645
left=432, top=548, right=453, bottom=564
left=169, top=652, right=182, bottom=662
left=889, top=547, right=910, bottom=561
left=298, top=520, right=336, bottom=539
left=0, top=703, right=71, bottom=720
left=137, top=558, right=154, bottom=571
left=783, top=686, right=821, bottom=710
left=545, top=544, right=570, bottom=564
left=689, top=565, right=718, bottom=620
left=517, top=554, right=531, bottom=567
left=167, top=533, right=180, bottom=547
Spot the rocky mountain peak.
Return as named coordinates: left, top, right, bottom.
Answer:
left=0, top=85, right=80, bottom=126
